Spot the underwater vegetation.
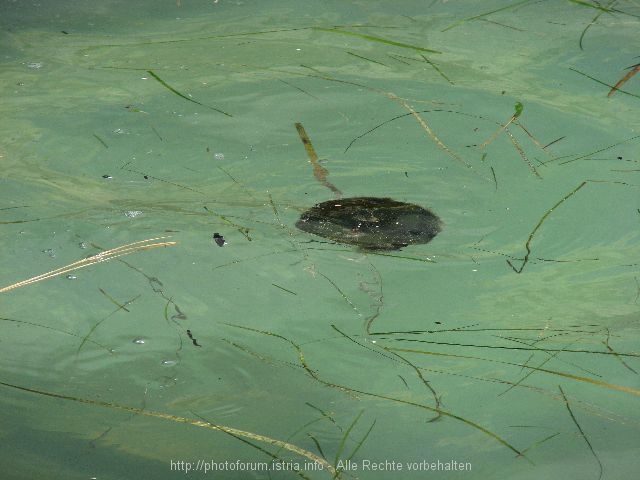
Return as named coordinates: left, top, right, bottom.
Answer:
left=1, top=1, right=639, bottom=478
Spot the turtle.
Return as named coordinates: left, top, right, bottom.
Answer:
left=295, top=197, right=442, bottom=250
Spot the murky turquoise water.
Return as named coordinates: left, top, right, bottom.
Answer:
left=1, top=1, right=639, bottom=479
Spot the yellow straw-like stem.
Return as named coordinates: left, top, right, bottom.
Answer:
left=1, top=237, right=177, bottom=293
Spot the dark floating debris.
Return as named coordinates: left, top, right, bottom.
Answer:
left=212, top=232, right=227, bottom=247
left=296, top=197, right=441, bottom=251
left=186, top=329, right=201, bottom=347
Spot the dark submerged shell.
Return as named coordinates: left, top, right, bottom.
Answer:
left=295, top=197, right=442, bottom=250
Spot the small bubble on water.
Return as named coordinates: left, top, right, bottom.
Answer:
left=42, top=248, right=56, bottom=258
left=213, top=152, right=224, bottom=161
left=78, top=241, right=88, bottom=249
left=124, top=210, right=143, bottom=218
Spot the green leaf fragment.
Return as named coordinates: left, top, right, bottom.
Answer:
left=514, top=101, right=524, bottom=118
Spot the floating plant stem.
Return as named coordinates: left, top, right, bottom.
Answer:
left=569, top=0, right=614, bottom=12
left=515, top=120, right=548, bottom=152
left=558, top=135, right=640, bottom=165
left=192, top=411, right=317, bottom=480
left=332, top=325, right=442, bottom=417
left=346, top=51, right=387, bottom=67
left=318, top=272, right=360, bottom=315
left=312, top=27, right=441, bottom=54
left=608, top=61, right=640, bottom=97
left=77, top=293, right=141, bottom=355
left=331, top=325, right=400, bottom=364
left=0, top=316, right=111, bottom=352
left=0, top=237, right=177, bottom=293
left=146, top=70, right=232, bottom=117
left=558, top=386, right=604, bottom=480
left=295, top=122, right=343, bottom=197
left=307, top=433, right=327, bottom=461
left=98, top=287, right=133, bottom=312
left=0, top=380, right=335, bottom=476
left=420, top=54, right=454, bottom=84
left=203, top=205, right=252, bottom=241
left=504, top=127, right=542, bottom=178
left=295, top=69, right=474, bottom=172
left=519, top=432, right=561, bottom=457
left=278, top=78, right=319, bottom=100
left=387, top=94, right=473, bottom=169
left=121, top=161, right=204, bottom=194
left=341, top=417, right=375, bottom=477
left=490, top=166, right=498, bottom=191
left=344, top=108, right=481, bottom=153
left=344, top=111, right=416, bottom=153
left=542, top=136, right=566, bottom=150
left=387, top=53, right=413, bottom=65
left=602, top=328, right=638, bottom=374
left=385, top=334, right=638, bottom=358
left=479, top=101, right=523, bottom=149
left=575, top=0, right=616, bottom=50
left=271, top=283, right=297, bottom=295
left=497, top=345, right=562, bottom=396
left=224, top=323, right=527, bottom=458
left=442, top=0, right=533, bottom=32
left=569, top=67, right=640, bottom=99
left=93, top=133, right=108, bottom=148
left=305, top=402, right=342, bottom=432
left=333, top=410, right=364, bottom=472
left=507, top=182, right=587, bottom=273
left=389, top=347, right=640, bottom=395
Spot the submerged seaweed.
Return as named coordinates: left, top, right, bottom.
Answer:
left=296, top=197, right=442, bottom=250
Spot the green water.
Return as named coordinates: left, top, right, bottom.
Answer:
left=1, top=1, right=638, bottom=479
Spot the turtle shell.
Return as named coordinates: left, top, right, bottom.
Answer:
left=296, top=197, right=441, bottom=250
